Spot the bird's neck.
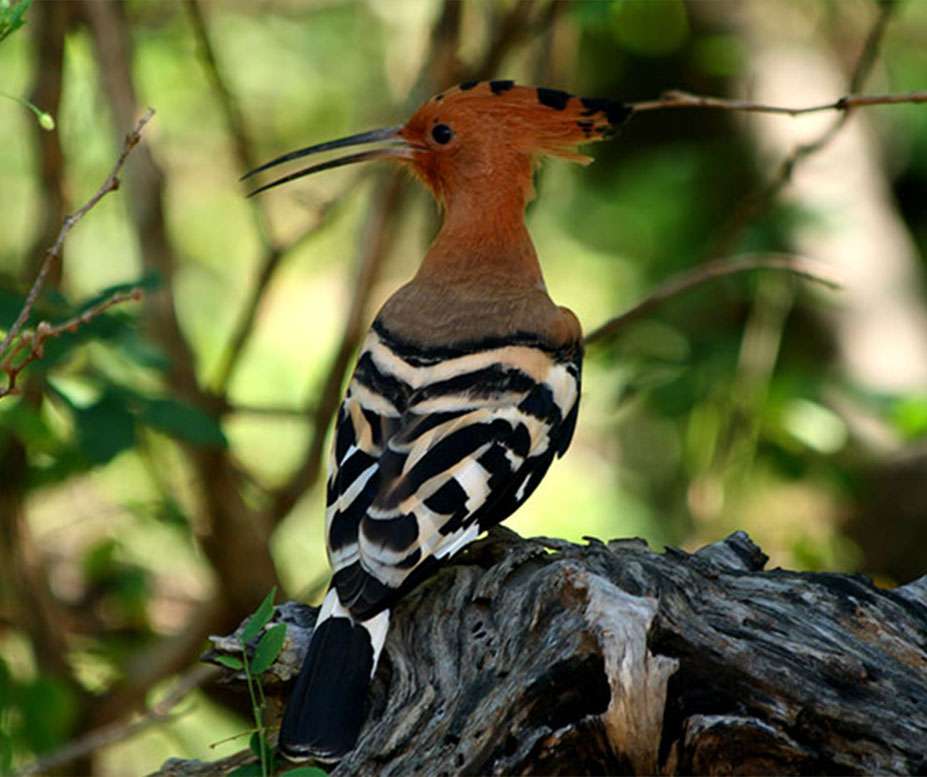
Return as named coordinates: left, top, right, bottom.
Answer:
left=417, top=181, right=543, bottom=289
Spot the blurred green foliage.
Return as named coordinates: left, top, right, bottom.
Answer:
left=1, top=0, right=926, bottom=774
left=0, top=0, right=28, bottom=46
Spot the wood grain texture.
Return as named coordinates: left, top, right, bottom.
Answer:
left=160, top=529, right=927, bottom=776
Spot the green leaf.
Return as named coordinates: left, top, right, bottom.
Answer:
left=249, top=731, right=272, bottom=762
left=0, top=656, right=11, bottom=709
left=74, top=391, right=136, bottom=464
left=227, top=763, right=263, bottom=777
left=0, top=399, right=59, bottom=451
left=241, top=588, right=276, bottom=645
left=0, top=0, right=30, bottom=44
left=251, top=623, right=287, bottom=675
left=283, top=768, right=329, bottom=777
left=890, top=394, right=927, bottom=440
left=214, top=655, right=243, bottom=671
left=79, top=271, right=161, bottom=312
left=115, top=331, right=170, bottom=371
left=0, top=730, right=12, bottom=776
left=17, top=676, right=78, bottom=754
left=136, top=397, right=227, bottom=448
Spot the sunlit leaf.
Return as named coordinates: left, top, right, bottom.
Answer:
left=17, top=676, right=78, bottom=754
left=241, top=587, right=277, bottom=645
left=0, top=0, right=30, bottom=44
left=214, top=655, right=244, bottom=671
left=782, top=399, right=847, bottom=454
left=251, top=623, right=287, bottom=675
left=890, top=395, right=927, bottom=440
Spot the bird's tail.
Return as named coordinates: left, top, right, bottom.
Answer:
left=278, top=588, right=389, bottom=763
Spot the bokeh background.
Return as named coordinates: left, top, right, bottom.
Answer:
left=1, top=0, right=926, bottom=773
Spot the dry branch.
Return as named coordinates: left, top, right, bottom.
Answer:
left=185, top=0, right=355, bottom=395
left=708, top=0, right=897, bottom=258
left=0, top=108, right=154, bottom=382
left=15, top=665, right=218, bottom=777
left=0, top=288, right=143, bottom=398
left=583, top=254, right=840, bottom=348
left=82, top=2, right=283, bottom=746
left=629, top=89, right=927, bottom=117
left=154, top=529, right=927, bottom=776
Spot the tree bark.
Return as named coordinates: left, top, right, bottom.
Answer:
left=157, top=529, right=927, bottom=776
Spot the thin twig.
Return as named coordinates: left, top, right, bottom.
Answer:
left=212, top=183, right=358, bottom=394
left=693, top=1, right=900, bottom=488
left=14, top=664, right=218, bottom=777
left=0, top=288, right=144, bottom=398
left=0, top=108, right=155, bottom=362
left=629, top=89, right=926, bottom=116
left=220, top=402, right=309, bottom=419
left=583, top=254, right=840, bottom=348
left=707, top=0, right=898, bottom=258
left=184, top=0, right=367, bottom=396
left=184, top=0, right=266, bottom=217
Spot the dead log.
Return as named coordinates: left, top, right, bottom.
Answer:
left=154, top=528, right=927, bottom=776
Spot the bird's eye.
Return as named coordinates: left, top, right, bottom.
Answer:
left=431, top=123, right=454, bottom=145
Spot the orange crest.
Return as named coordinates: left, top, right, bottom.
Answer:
left=399, top=81, right=631, bottom=202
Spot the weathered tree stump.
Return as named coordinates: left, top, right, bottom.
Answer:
left=154, top=528, right=927, bottom=776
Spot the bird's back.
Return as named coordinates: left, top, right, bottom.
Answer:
left=326, top=277, right=583, bottom=621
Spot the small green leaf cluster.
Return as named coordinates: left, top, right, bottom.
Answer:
left=1, top=273, right=227, bottom=494
left=0, top=0, right=29, bottom=44
left=223, top=589, right=324, bottom=777
left=0, top=658, right=78, bottom=773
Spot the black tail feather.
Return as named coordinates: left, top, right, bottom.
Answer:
left=278, top=615, right=375, bottom=763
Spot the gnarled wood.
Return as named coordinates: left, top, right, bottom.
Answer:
left=155, top=529, right=927, bottom=776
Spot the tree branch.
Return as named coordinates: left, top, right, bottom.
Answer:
left=82, top=0, right=282, bottom=732
left=629, top=89, right=926, bottom=117
left=0, top=108, right=154, bottom=364
left=707, top=0, right=898, bottom=258
left=213, top=190, right=356, bottom=396
left=154, top=529, right=927, bottom=776
left=0, top=288, right=143, bottom=398
left=15, top=664, right=218, bottom=777
left=583, top=254, right=840, bottom=348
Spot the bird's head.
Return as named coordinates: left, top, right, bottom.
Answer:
left=245, top=81, right=631, bottom=207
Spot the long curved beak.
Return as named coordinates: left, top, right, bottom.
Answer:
left=243, top=125, right=411, bottom=197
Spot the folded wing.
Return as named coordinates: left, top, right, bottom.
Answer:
left=327, top=330, right=581, bottom=621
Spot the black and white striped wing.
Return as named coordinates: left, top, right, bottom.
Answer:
left=323, top=378, right=399, bottom=580
left=328, top=334, right=581, bottom=620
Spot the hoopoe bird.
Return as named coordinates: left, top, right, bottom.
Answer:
left=246, top=80, right=630, bottom=762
